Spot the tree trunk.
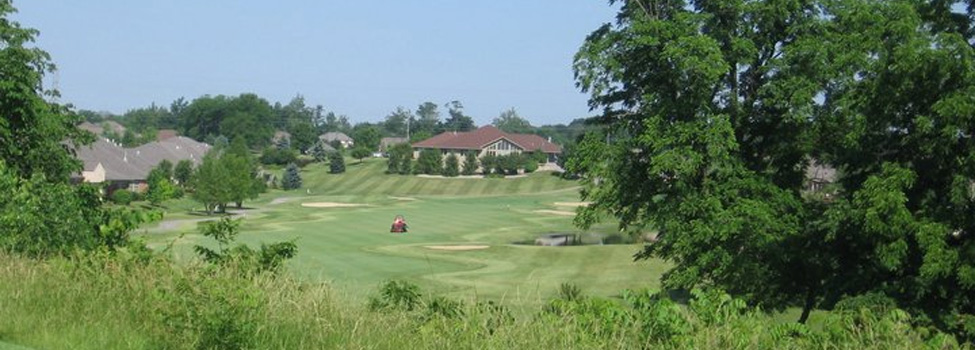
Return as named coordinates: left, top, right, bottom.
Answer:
left=798, top=286, right=817, bottom=324
left=236, top=201, right=243, bottom=209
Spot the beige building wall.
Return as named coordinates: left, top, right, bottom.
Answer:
left=81, top=163, right=106, bottom=183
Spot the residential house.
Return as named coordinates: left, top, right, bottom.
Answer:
left=72, top=136, right=210, bottom=193
left=319, top=132, right=354, bottom=148
left=411, top=125, right=561, bottom=163
left=806, top=160, right=837, bottom=192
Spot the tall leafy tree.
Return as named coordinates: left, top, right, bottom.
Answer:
left=0, top=0, right=89, bottom=182
left=414, top=102, right=442, bottom=136
left=174, top=159, right=194, bottom=187
left=224, top=137, right=261, bottom=208
left=383, top=107, right=412, bottom=137
left=572, top=0, right=975, bottom=333
left=492, top=108, right=532, bottom=134
left=352, top=123, right=382, bottom=152
left=192, top=151, right=231, bottom=215
left=443, top=101, right=476, bottom=132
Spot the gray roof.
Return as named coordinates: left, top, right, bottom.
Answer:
left=73, top=136, right=210, bottom=181
left=319, top=132, right=352, bottom=142
left=806, top=160, right=837, bottom=183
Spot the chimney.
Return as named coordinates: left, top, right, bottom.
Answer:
left=547, top=136, right=552, bottom=142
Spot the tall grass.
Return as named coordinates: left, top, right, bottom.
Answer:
left=0, top=252, right=963, bottom=349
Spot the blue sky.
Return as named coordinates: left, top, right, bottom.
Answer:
left=12, top=1, right=619, bottom=126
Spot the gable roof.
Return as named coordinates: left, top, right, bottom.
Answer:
left=412, top=126, right=562, bottom=153
left=73, top=137, right=210, bottom=182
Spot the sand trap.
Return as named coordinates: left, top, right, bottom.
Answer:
left=425, top=245, right=490, bottom=251
left=390, top=196, right=417, bottom=201
left=534, top=210, right=576, bottom=216
left=554, top=202, right=592, bottom=207
left=301, top=202, right=368, bottom=208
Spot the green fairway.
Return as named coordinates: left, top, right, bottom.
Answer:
left=142, top=158, right=665, bottom=304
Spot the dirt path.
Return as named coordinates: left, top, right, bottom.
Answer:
left=145, top=209, right=256, bottom=234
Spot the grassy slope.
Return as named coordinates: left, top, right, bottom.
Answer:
left=143, top=158, right=666, bottom=303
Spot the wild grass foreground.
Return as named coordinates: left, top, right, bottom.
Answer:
left=0, top=252, right=961, bottom=350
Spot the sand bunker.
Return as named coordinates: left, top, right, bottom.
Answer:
left=553, top=202, right=592, bottom=207
left=425, top=245, right=490, bottom=251
left=300, top=202, right=368, bottom=208
left=534, top=210, right=576, bottom=216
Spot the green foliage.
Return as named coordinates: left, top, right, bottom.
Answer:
left=442, top=153, right=460, bottom=177
left=352, top=124, right=381, bottom=152
left=461, top=151, right=478, bottom=175
left=111, top=189, right=134, bottom=205
left=350, top=146, right=371, bottom=164
left=443, top=100, right=476, bottom=132
left=174, top=160, right=194, bottom=186
left=288, top=122, right=317, bottom=153
left=571, top=0, right=975, bottom=334
left=146, top=166, right=175, bottom=206
left=368, top=280, right=423, bottom=312
left=190, top=152, right=230, bottom=215
left=492, top=108, right=532, bottom=134
left=180, top=93, right=275, bottom=150
left=193, top=217, right=298, bottom=275
left=281, top=162, right=302, bottom=190
left=259, top=146, right=297, bottom=166
left=328, top=152, right=345, bottom=174
left=386, top=143, right=413, bottom=175
left=480, top=154, right=497, bottom=175
left=0, top=2, right=89, bottom=182
left=416, top=149, right=442, bottom=175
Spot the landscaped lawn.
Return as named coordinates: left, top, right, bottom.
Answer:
left=140, top=158, right=667, bottom=304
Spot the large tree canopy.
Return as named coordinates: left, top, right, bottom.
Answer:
left=572, top=0, right=975, bottom=334
left=0, top=0, right=89, bottom=181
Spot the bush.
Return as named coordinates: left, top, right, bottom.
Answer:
left=260, top=147, right=298, bottom=166
left=443, top=153, right=460, bottom=177
left=111, top=189, right=134, bottom=205
left=416, top=149, right=442, bottom=175
left=368, top=280, right=423, bottom=312
left=462, top=152, right=478, bottom=175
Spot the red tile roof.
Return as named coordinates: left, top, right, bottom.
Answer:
left=412, top=126, right=561, bottom=153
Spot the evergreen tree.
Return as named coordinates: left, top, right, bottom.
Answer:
left=443, top=153, right=460, bottom=177
left=417, top=149, right=442, bottom=175
left=462, top=152, right=479, bottom=176
left=329, top=152, right=346, bottom=174
left=281, top=162, right=302, bottom=190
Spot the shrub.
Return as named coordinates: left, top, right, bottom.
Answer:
left=260, top=147, right=298, bottom=166
left=443, top=153, right=460, bottom=177
left=368, top=280, right=423, bottom=311
left=462, top=152, right=478, bottom=175
left=111, top=189, right=134, bottom=205
left=416, top=149, right=442, bottom=175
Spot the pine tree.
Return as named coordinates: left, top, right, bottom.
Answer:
left=462, top=152, right=479, bottom=175
left=443, top=153, right=460, bottom=177
left=281, top=163, right=302, bottom=190
left=329, top=152, right=346, bottom=174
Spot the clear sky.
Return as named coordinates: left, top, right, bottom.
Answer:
left=12, top=1, right=619, bottom=126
